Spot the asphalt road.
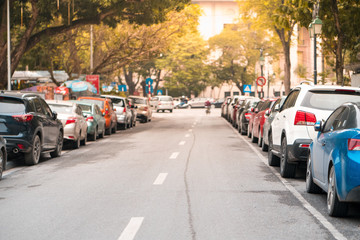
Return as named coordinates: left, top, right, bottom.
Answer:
left=0, top=108, right=359, bottom=240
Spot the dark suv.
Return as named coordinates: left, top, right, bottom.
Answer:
left=0, top=92, right=64, bottom=165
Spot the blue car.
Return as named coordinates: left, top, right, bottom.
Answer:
left=306, top=102, right=360, bottom=217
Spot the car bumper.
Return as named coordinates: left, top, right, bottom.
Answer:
left=63, top=125, right=77, bottom=141
left=116, top=114, right=126, bottom=124
left=3, top=136, right=32, bottom=155
left=341, top=151, right=360, bottom=201
left=157, top=105, right=173, bottom=110
left=287, top=139, right=312, bottom=163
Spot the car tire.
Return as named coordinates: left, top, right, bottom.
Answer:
left=105, top=127, right=112, bottom=135
left=90, top=128, right=97, bottom=141
left=251, top=129, right=258, bottom=143
left=280, top=136, right=296, bottom=178
left=73, top=135, right=81, bottom=149
left=111, top=123, right=116, bottom=133
left=257, top=129, right=262, bottom=147
left=80, top=134, right=87, bottom=146
left=327, top=165, right=348, bottom=217
left=261, top=135, right=268, bottom=152
left=0, top=149, right=4, bottom=180
left=50, top=131, right=63, bottom=158
left=133, top=119, right=136, bottom=127
left=247, top=126, right=251, bottom=138
left=306, top=154, right=322, bottom=193
left=25, top=135, right=41, bottom=165
left=99, top=126, right=105, bottom=138
left=268, top=132, right=280, bottom=166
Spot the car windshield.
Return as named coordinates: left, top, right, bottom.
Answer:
left=0, top=98, right=26, bottom=115
left=48, top=104, right=73, bottom=114
left=131, top=98, right=146, bottom=104
left=301, top=91, right=360, bottom=110
left=109, top=98, right=125, bottom=106
left=79, top=99, right=104, bottom=109
left=78, top=104, right=92, bottom=113
left=160, top=97, right=172, bottom=101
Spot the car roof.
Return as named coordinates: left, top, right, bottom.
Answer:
left=0, top=91, right=42, bottom=99
left=46, top=100, right=75, bottom=106
left=101, top=95, right=125, bottom=100
left=71, top=100, right=94, bottom=106
left=79, top=96, right=107, bottom=101
left=128, top=95, right=146, bottom=99
left=294, top=84, right=360, bottom=92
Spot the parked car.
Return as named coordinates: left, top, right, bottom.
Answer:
left=153, top=95, right=174, bottom=113
left=0, top=92, right=63, bottom=165
left=47, top=100, right=88, bottom=149
left=262, top=97, right=286, bottom=153
left=188, top=98, right=208, bottom=108
left=213, top=98, right=224, bottom=108
left=228, top=96, right=247, bottom=124
left=101, top=95, right=133, bottom=130
left=221, top=97, right=232, bottom=118
left=78, top=96, right=117, bottom=135
left=250, top=99, right=277, bottom=146
left=306, top=102, right=360, bottom=217
left=128, top=96, right=152, bottom=123
left=0, top=136, right=7, bottom=180
left=234, top=97, right=254, bottom=130
left=268, top=84, right=360, bottom=178
left=237, top=98, right=261, bottom=135
left=72, top=101, right=106, bottom=141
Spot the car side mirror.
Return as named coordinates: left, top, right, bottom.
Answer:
left=52, top=111, right=57, bottom=120
left=265, top=109, right=271, bottom=116
left=314, top=120, right=322, bottom=132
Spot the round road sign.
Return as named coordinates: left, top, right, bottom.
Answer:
left=256, top=76, right=267, bottom=87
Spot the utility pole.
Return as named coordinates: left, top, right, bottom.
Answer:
left=7, top=0, right=11, bottom=91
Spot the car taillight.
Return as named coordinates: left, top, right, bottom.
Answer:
left=245, top=112, right=252, bottom=120
left=65, top=117, right=77, bottom=125
left=123, top=107, right=127, bottom=113
left=12, top=114, right=33, bottom=122
left=86, top=116, right=94, bottom=122
left=294, top=111, right=316, bottom=126
left=348, top=139, right=360, bottom=151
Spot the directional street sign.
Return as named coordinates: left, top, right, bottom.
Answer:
left=146, top=78, right=153, bottom=85
left=243, top=84, right=252, bottom=93
left=256, top=76, right=267, bottom=87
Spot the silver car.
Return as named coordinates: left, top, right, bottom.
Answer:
left=47, top=100, right=88, bottom=149
left=101, top=95, right=133, bottom=130
left=154, top=96, right=174, bottom=113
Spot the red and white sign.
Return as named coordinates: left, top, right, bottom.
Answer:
left=256, top=76, right=267, bottom=87
left=55, top=86, right=69, bottom=95
left=86, top=75, right=100, bottom=94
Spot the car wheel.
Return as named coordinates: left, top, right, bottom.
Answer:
left=133, top=119, right=136, bottom=127
left=280, top=136, right=296, bottom=178
left=247, top=125, right=252, bottom=138
left=306, top=154, right=322, bottom=193
left=91, top=128, right=97, bottom=141
left=0, top=149, right=4, bottom=180
left=261, top=135, right=268, bottom=152
left=111, top=123, right=116, bottom=133
left=25, top=135, right=41, bottom=165
left=257, top=128, right=263, bottom=147
left=80, top=133, right=87, bottom=146
left=105, top=127, right=112, bottom=135
left=73, top=135, right=81, bottom=149
left=327, top=165, right=348, bottom=217
left=251, top=129, right=258, bottom=143
left=268, top=132, right=279, bottom=166
left=50, top=131, right=63, bottom=158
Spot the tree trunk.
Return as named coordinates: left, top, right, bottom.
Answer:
left=330, top=0, right=344, bottom=85
left=123, top=67, right=135, bottom=95
left=154, top=69, right=161, bottom=94
left=283, top=41, right=291, bottom=95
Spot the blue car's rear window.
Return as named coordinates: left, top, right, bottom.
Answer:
left=0, top=98, right=26, bottom=115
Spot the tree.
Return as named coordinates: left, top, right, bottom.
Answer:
left=239, top=0, right=313, bottom=95
left=209, top=22, right=280, bottom=95
left=318, top=0, right=360, bottom=85
left=0, top=0, right=190, bottom=89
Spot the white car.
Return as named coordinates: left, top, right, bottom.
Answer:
left=47, top=100, right=88, bottom=149
left=154, top=95, right=174, bottom=113
left=268, top=83, right=360, bottom=178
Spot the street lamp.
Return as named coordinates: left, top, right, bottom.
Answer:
left=258, top=49, right=265, bottom=98
left=309, top=16, right=323, bottom=85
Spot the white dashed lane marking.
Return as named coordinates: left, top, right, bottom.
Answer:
left=153, top=173, right=168, bottom=185
left=169, top=152, right=179, bottom=159
left=117, top=217, right=144, bottom=240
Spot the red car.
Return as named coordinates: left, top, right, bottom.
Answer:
left=247, top=100, right=265, bottom=139
left=250, top=99, right=277, bottom=146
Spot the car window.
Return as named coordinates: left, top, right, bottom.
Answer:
left=39, top=98, right=53, bottom=117
left=323, top=107, right=344, bottom=133
left=109, top=97, right=124, bottom=105
left=48, top=104, right=72, bottom=114
left=301, top=90, right=360, bottom=111
left=281, top=90, right=300, bottom=111
left=76, top=106, right=83, bottom=116
left=79, top=104, right=92, bottom=113
left=80, top=99, right=104, bottom=109
left=0, top=97, right=26, bottom=115
left=33, top=98, right=45, bottom=114
left=160, top=97, right=172, bottom=101
left=271, top=99, right=281, bottom=111
left=131, top=98, right=146, bottom=104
